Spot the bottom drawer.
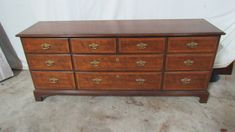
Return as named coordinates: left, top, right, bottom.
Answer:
left=163, top=72, right=210, bottom=90
left=31, top=71, right=76, bottom=90
left=76, top=72, right=162, bottom=90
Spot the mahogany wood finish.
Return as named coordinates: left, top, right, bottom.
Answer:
left=166, top=54, right=214, bottom=71
left=73, top=55, right=163, bottom=71
left=33, top=90, right=209, bottom=103
left=76, top=72, right=162, bottom=90
left=27, top=54, right=73, bottom=70
left=17, top=19, right=225, bottom=103
left=163, top=72, right=210, bottom=90
left=31, top=71, right=76, bottom=90
left=168, top=37, right=218, bottom=53
left=71, top=38, right=116, bottom=53
left=22, top=38, right=70, bottom=53
left=16, top=19, right=224, bottom=37
left=119, top=38, right=165, bottom=53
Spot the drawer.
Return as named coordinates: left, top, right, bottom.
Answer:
left=166, top=54, right=214, bottom=71
left=76, top=72, right=162, bottom=90
left=22, top=38, right=69, bottom=53
left=163, top=72, right=210, bottom=90
left=27, top=54, right=73, bottom=70
left=71, top=38, right=116, bottom=53
left=168, top=37, right=218, bottom=53
left=119, top=38, right=165, bottom=53
left=31, top=71, right=76, bottom=90
left=73, top=55, right=163, bottom=71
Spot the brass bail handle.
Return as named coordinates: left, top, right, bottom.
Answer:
left=136, top=78, right=146, bottom=85
left=90, top=60, right=100, bottom=67
left=180, top=78, right=191, bottom=85
left=89, top=43, right=99, bottom=50
left=186, top=42, right=198, bottom=48
left=136, top=43, right=148, bottom=49
left=45, top=60, right=55, bottom=66
left=136, top=60, right=146, bottom=67
left=41, top=43, right=51, bottom=50
left=49, top=77, right=59, bottom=84
left=184, top=59, right=194, bottom=66
left=92, top=78, right=102, bottom=84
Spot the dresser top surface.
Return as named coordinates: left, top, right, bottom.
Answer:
left=17, top=19, right=225, bottom=37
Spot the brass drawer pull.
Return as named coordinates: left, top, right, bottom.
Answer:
left=136, top=78, right=146, bottom=85
left=89, top=43, right=99, bottom=50
left=180, top=78, right=191, bottom=85
left=136, top=60, right=146, bottom=67
left=186, top=42, right=198, bottom=48
left=90, top=60, right=100, bottom=67
left=116, top=75, right=120, bottom=78
left=136, top=43, right=148, bottom=49
left=115, top=57, right=120, bottom=62
left=184, top=59, right=194, bottom=66
left=92, top=78, right=102, bottom=84
left=41, top=43, right=51, bottom=50
left=45, top=60, right=55, bottom=66
left=49, top=77, right=59, bottom=84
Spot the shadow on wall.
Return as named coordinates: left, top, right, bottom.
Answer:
left=0, top=23, right=22, bottom=69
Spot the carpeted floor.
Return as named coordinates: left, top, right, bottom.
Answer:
left=0, top=70, right=235, bottom=132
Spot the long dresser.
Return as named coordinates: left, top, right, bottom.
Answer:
left=17, top=19, right=225, bottom=103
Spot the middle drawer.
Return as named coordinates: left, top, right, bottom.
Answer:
left=166, top=54, right=214, bottom=71
left=73, top=55, right=163, bottom=71
left=76, top=72, right=162, bottom=90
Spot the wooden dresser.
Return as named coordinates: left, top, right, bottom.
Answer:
left=17, top=19, right=225, bottom=103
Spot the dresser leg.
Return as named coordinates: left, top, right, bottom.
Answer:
left=34, top=96, right=44, bottom=101
left=199, top=94, right=209, bottom=103
left=34, top=91, right=45, bottom=102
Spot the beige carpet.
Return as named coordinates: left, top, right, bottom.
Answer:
left=0, top=70, right=235, bottom=132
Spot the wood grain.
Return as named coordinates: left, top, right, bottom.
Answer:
left=71, top=38, right=116, bottom=53
left=166, top=54, right=214, bottom=71
left=27, top=54, right=73, bottom=70
left=31, top=71, right=76, bottom=90
left=16, top=19, right=224, bottom=103
left=22, top=38, right=69, bottom=53
left=163, top=72, right=210, bottom=90
left=118, top=38, right=165, bottom=53
left=76, top=72, right=162, bottom=90
left=34, top=89, right=209, bottom=103
left=16, top=19, right=225, bottom=37
left=73, top=55, right=163, bottom=71
left=168, top=37, right=218, bottom=53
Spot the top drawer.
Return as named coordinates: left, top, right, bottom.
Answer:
left=119, top=38, right=165, bottom=53
left=71, top=38, right=116, bottom=53
left=168, top=37, right=218, bottom=53
left=22, top=38, right=69, bottom=53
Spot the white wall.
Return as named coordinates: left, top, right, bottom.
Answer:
left=0, top=0, right=234, bottom=69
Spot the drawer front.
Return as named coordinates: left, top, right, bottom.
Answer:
left=166, top=54, right=214, bottom=71
left=73, top=55, right=163, bottom=71
left=71, top=38, right=116, bottom=53
left=31, top=71, right=76, bottom=90
left=163, top=72, right=210, bottom=90
left=27, top=54, right=73, bottom=70
left=168, top=37, right=218, bottom=53
left=76, top=72, right=161, bottom=90
left=119, top=38, right=165, bottom=53
left=22, top=38, right=69, bottom=53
